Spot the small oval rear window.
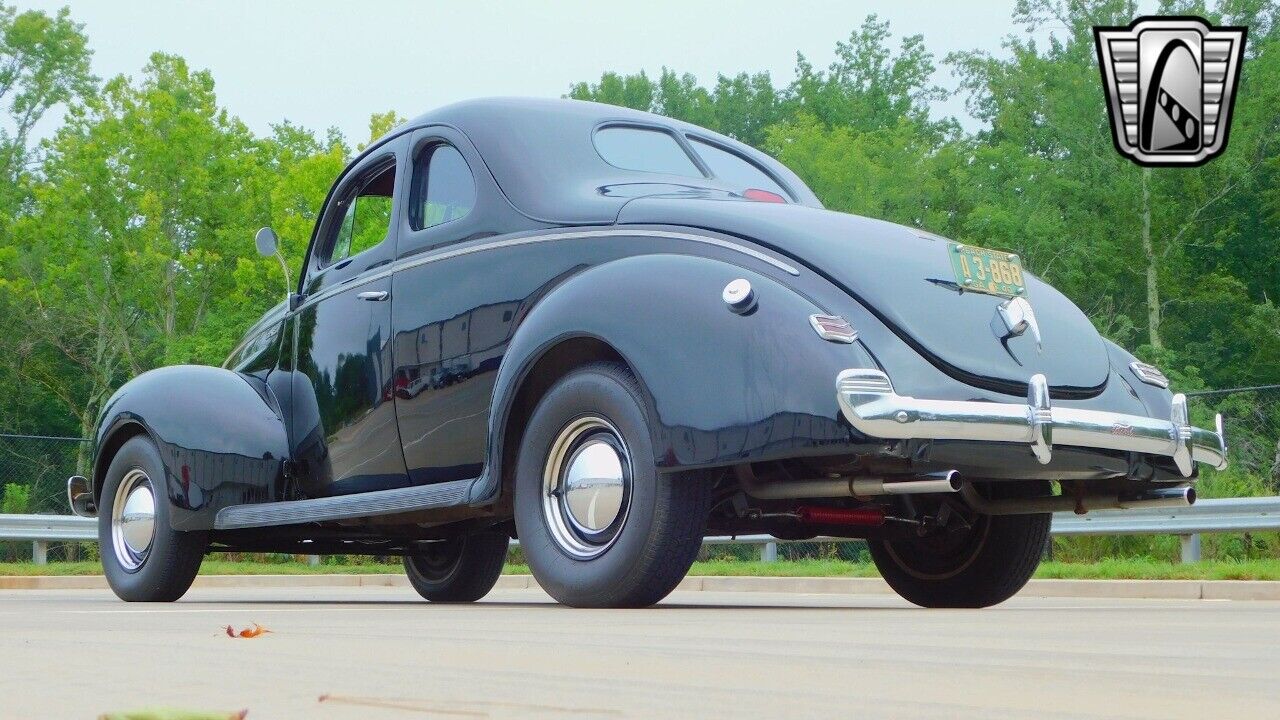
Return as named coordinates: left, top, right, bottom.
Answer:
left=688, top=137, right=790, bottom=200
left=593, top=126, right=702, bottom=177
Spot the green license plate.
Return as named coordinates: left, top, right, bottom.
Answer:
left=948, top=242, right=1026, bottom=298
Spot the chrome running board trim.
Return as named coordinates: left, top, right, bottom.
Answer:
left=835, top=369, right=1228, bottom=477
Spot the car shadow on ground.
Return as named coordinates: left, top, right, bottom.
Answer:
left=170, top=597, right=914, bottom=611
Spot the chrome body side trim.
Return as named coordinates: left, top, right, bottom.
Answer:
left=836, top=369, right=1228, bottom=477
left=390, top=228, right=801, bottom=277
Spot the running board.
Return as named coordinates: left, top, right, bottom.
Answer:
left=213, top=478, right=474, bottom=530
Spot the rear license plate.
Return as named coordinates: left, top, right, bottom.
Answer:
left=948, top=242, right=1026, bottom=298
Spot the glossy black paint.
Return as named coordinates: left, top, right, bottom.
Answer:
left=292, top=136, right=410, bottom=497
left=618, top=197, right=1111, bottom=397
left=389, top=125, right=546, bottom=486
left=485, top=250, right=875, bottom=481
left=88, top=97, right=1186, bottom=541
left=92, top=365, right=289, bottom=531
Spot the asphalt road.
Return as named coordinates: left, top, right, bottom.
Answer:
left=2, top=586, right=1278, bottom=719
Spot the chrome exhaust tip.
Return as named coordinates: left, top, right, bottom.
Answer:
left=850, top=470, right=962, bottom=497
left=1118, top=486, right=1196, bottom=509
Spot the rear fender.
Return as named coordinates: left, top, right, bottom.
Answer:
left=483, top=253, right=875, bottom=498
left=93, top=365, right=290, bottom=531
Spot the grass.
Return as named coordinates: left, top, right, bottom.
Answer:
left=4, top=557, right=1280, bottom=580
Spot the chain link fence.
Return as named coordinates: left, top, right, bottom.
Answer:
left=2, top=387, right=1278, bottom=564
left=0, top=433, right=92, bottom=561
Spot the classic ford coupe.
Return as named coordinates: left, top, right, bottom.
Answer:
left=69, top=98, right=1227, bottom=608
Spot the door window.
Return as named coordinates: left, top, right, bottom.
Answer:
left=323, top=161, right=396, bottom=265
left=408, top=144, right=476, bottom=231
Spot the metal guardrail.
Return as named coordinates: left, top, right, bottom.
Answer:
left=4, top=497, right=1279, bottom=565
left=0, top=514, right=95, bottom=564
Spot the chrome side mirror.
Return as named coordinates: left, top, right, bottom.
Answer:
left=255, top=227, right=279, bottom=257
left=254, top=227, right=295, bottom=308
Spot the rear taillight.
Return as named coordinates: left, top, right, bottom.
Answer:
left=742, top=188, right=786, bottom=203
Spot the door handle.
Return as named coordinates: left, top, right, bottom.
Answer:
left=356, top=290, right=389, bottom=302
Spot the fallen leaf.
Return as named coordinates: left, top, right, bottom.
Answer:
left=222, top=623, right=272, bottom=639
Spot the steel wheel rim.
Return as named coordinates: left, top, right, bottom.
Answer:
left=883, top=513, right=992, bottom=581
left=111, top=469, right=156, bottom=572
left=541, top=416, right=632, bottom=559
left=408, top=539, right=464, bottom=583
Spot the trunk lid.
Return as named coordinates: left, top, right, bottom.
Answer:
left=617, top=197, right=1110, bottom=396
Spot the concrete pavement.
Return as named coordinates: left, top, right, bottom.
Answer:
left=2, top=586, right=1278, bottom=719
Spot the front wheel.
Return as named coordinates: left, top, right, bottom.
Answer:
left=514, top=362, right=713, bottom=608
left=99, top=436, right=207, bottom=602
left=869, top=492, right=1050, bottom=608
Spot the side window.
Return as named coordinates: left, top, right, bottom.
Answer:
left=325, top=161, right=395, bottom=265
left=593, top=126, right=702, bottom=177
left=408, top=144, right=476, bottom=231
left=687, top=137, right=791, bottom=200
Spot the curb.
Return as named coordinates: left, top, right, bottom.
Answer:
left=2, top=573, right=1278, bottom=600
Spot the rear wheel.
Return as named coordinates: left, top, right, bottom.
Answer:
left=868, top=485, right=1050, bottom=608
left=514, top=362, right=713, bottom=608
left=403, top=531, right=509, bottom=603
left=99, top=436, right=207, bottom=602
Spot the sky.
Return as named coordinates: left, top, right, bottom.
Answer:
left=16, top=1, right=1045, bottom=144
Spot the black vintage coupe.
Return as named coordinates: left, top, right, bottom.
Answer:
left=69, top=98, right=1227, bottom=608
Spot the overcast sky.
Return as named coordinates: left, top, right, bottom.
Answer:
left=18, top=1, right=1048, bottom=143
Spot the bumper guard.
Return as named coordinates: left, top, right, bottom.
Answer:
left=835, top=369, right=1227, bottom=477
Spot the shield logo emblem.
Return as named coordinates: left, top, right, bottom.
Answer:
left=1094, top=16, right=1247, bottom=166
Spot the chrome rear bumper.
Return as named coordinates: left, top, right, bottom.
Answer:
left=836, top=369, right=1227, bottom=477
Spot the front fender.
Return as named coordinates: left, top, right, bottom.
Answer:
left=93, top=365, right=289, bottom=531
left=489, top=253, right=877, bottom=481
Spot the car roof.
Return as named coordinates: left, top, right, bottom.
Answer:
left=375, top=97, right=822, bottom=224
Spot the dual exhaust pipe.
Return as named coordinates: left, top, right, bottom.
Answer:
left=738, top=466, right=1195, bottom=515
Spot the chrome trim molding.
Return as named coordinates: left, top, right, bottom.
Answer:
left=836, top=369, right=1228, bottom=478
left=1129, top=361, right=1170, bottom=389
left=392, top=228, right=802, bottom=277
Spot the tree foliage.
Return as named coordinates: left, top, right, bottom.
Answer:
left=0, top=2, right=1276, bottom=491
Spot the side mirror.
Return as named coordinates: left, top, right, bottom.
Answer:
left=255, top=227, right=279, bottom=257
left=254, top=227, right=296, bottom=307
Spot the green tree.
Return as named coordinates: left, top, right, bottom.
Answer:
left=0, top=3, right=93, bottom=212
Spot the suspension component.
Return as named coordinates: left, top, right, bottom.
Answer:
left=795, top=505, right=886, bottom=527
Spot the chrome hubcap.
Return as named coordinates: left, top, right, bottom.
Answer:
left=542, top=417, right=631, bottom=559
left=111, top=469, right=156, bottom=571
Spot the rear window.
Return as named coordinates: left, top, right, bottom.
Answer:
left=688, top=137, right=790, bottom=199
left=593, top=126, right=702, bottom=177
